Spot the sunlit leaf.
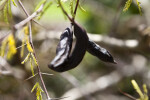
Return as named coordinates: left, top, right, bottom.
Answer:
left=0, top=38, right=7, bottom=57
left=26, top=40, right=33, bottom=53
left=24, top=26, right=29, bottom=35
left=7, top=34, right=17, bottom=59
left=8, top=0, right=12, bottom=18
left=69, top=0, right=74, bottom=17
left=123, top=0, right=132, bottom=12
left=31, top=82, right=44, bottom=100
left=3, top=3, right=8, bottom=23
left=30, top=58, right=35, bottom=76
left=20, top=38, right=25, bottom=58
left=37, top=1, right=53, bottom=20
left=31, top=53, right=38, bottom=66
left=131, top=80, right=144, bottom=99
left=136, top=0, right=142, bottom=15
left=0, top=0, right=7, bottom=10
left=35, top=0, right=46, bottom=11
left=79, top=3, right=86, bottom=12
left=21, top=53, right=30, bottom=64
left=11, top=0, right=17, bottom=7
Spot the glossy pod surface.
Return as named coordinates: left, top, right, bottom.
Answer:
left=49, top=27, right=73, bottom=68
left=87, top=40, right=116, bottom=64
left=49, top=22, right=88, bottom=72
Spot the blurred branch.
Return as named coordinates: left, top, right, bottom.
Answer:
left=61, top=54, right=147, bottom=100
left=62, top=71, right=122, bottom=100
left=35, top=30, right=139, bottom=49
left=61, top=72, right=93, bottom=100
left=0, top=70, right=12, bottom=75
left=109, top=0, right=126, bottom=35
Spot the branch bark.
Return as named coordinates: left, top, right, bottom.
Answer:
left=17, top=1, right=51, bottom=100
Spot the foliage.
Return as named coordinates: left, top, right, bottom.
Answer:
left=0, top=0, right=146, bottom=100
left=2, top=0, right=16, bottom=23
left=123, top=0, right=142, bottom=15
left=31, top=82, right=44, bottom=100
left=131, top=80, right=149, bottom=100
left=123, top=0, right=132, bottom=12
left=0, top=34, right=17, bottom=59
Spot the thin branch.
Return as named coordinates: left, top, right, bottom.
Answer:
left=16, top=43, right=27, bottom=49
left=24, top=73, right=38, bottom=81
left=41, top=73, right=53, bottom=76
left=119, top=89, right=137, bottom=100
left=24, top=73, right=53, bottom=81
left=14, top=3, right=45, bottom=29
left=29, top=20, right=51, bottom=100
left=73, top=0, right=80, bottom=20
left=18, top=0, right=46, bottom=29
left=17, top=1, right=51, bottom=100
left=57, top=0, right=73, bottom=22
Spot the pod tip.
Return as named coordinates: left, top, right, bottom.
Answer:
left=113, top=60, right=117, bottom=64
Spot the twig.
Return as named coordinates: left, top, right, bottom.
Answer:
left=41, top=73, right=53, bottom=76
left=57, top=0, right=73, bottom=22
left=24, top=73, right=38, bottom=81
left=119, top=89, right=137, bottom=100
left=18, top=0, right=46, bottom=29
left=73, top=0, right=80, bottom=20
left=16, top=43, right=27, bottom=49
left=29, top=21, right=51, bottom=100
left=17, top=1, right=51, bottom=100
left=25, top=73, right=53, bottom=81
left=14, top=3, right=45, bottom=29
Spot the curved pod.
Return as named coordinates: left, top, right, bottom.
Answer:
left=49, top=22, right=88, bottom=72
left=49, top=27, right=73, bottom=68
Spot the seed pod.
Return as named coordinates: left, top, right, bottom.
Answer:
left=87, top=40, right=117, bottom=64
left=49, top=27, right=73, bottom=68
left=49, top=22, right=89, bottom=72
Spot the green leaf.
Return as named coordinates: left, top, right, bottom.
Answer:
left=11, top=0, right=17, bottom=7
left=3, top=3, right=8, bottom=23
left=37, top=1, right=53, bottom=20
left=35, top=0, right=46, bottom=11
left=8, top=0, right=12, bottom=18
left=0, top=38, right=7, bottom=57
left=136, top=0, right=142, bottom=15
left=31, top=82, right=44, bottom=100
left=79, top=3, right=86, bottom=12
left=21, top=53, right=30, bottom=64
left=30, top=58, right=35, bottom=76
left=31, top=82, right=39, bottom=93
left=123, top=0, right=132, bottom=12
left=31, top=53, right=38, bottom=66
left=0, top=0, right=7, bottom=10
left=131, top=80, right=144, bottom=99
left=69, top=0, right=74, bottom=17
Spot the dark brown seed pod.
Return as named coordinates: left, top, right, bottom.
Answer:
left=87, top=40, right=117, bottom=64
left=49, top=27, right=73, bottom=68
left=49, top=22, right=89, bottom=72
